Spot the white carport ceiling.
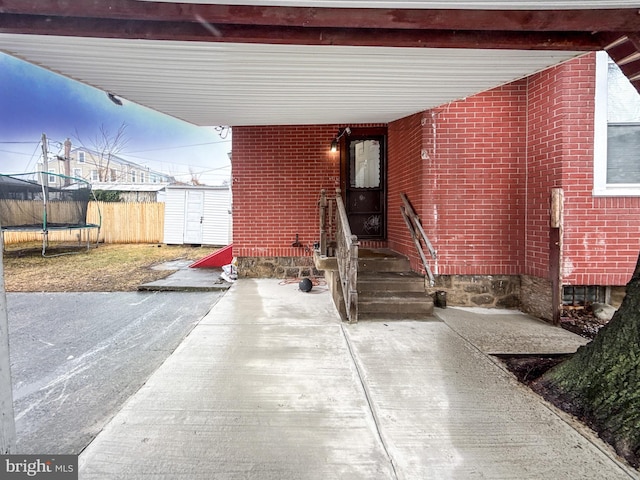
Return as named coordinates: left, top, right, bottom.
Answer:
left=0, top=33, right=581, bottom=127
left=2, top=0, right=637, bottom=126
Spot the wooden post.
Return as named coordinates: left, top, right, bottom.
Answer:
left=550, top=188, right=564, bottom=325
left=550, top=188, right=564, bottom=228
left=0, top=219, right=16, bottom=454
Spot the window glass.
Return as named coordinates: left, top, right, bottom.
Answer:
left=607, top=61, right=640, bottom=123
left=349, top=139, right=381, bottom=188
left=606, top=59, right=640, bottom=184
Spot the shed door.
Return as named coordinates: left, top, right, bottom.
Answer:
left=183, top=190, right=204, bottom=244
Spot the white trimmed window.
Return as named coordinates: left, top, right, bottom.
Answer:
left=131, top=171, right=136, bottom=183
left=48, top=169, right=56, bottom=184
left=78, top=151, right=85, bottom=163
left=91, top=170, right=99, bottom=181
left=594, top=51, right=640, bottom=196
left=140, top=172, right=145, bottom=183
left=73, top=168, right=82, bottom=178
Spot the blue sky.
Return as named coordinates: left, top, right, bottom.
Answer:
left=0, top=53, right=231, bottom=185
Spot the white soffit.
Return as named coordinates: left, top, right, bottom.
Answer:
left=139, top=0, right=640, bottom=9
left=0, top=34, right=581, bottom=126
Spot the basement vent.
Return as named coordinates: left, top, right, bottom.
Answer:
left=562, top=286, right=606, bottom=306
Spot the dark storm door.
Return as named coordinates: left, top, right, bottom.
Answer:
left=342, top=133, right=386, bottom=240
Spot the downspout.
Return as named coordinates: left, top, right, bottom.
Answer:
left=524, top=77, right=529, bottom=275
left=431, top=111, right=439, bottom=275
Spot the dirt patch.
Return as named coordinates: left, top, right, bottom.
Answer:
left=2, top=243, right=218, bottom=292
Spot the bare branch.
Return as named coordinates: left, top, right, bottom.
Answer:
left=75, top=122, right=130, bottom=182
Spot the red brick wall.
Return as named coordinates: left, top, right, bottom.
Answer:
left=387, top=112, right=425, bottom=272
left=388, top=83, right=527, bottom=276
left=389, top=54, right=640, bottom=286
left=232, top=124, right=384, bottom=259
left=232, top=124, right=341, bottom=258
left=525, top=63, right=568, bottom=279
left=550, top=54, right=640, bottom=286
left=232, top=55, right=640, bottom=286
left=574, top=197, right=640, bottom=285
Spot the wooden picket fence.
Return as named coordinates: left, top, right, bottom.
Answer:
left=2, top=202, right=166, bottom=245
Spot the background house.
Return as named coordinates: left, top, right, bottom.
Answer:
left=41, top=145, right=176, bottom=202
left=65, top=147, right=174, bottom=187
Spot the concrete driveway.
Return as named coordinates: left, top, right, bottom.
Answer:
left=78, top=279, right=637, bottom=479
left=7, top=290, right=226, bottom=454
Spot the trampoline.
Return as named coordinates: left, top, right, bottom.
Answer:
left=0, top=172, right=101, bottom=256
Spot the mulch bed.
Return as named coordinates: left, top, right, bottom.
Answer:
left=559, top=305, right=610, bottom=339
left=498, top=354, right=571, bottom=384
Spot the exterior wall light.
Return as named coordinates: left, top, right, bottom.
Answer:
left=330, top=127, right=351, bottom=152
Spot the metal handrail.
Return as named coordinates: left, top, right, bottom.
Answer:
left=400, top=193, right=437, bottom=286
left=335, top=188, right=359, bottom=323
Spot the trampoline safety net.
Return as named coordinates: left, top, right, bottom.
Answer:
left=0, top=172, right=97, bottom=230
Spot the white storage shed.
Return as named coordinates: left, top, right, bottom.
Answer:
left=163, top=185, right=232, bottom=246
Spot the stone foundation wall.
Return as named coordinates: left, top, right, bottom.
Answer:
left=237, top=256, right=322, bottom=279
left=520, top=275, right=553, bottom=321
left=428, top=275, right=521, bottom=309
left=237, top=262, right=623, bottom=325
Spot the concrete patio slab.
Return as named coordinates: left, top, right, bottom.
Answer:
left=344, top=321, right=627, bottom=479
left=200, top=278, right=338, bottom=325
left=79, top=279, right=636, bottom=480
left=436, top=306, right=589, bottom=354
left=139, top=261, right=231, bottom=292
left=80, top=280, right=393, bottom=479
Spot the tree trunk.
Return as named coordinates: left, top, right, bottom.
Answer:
left=534, top=253, right=640, bottom=467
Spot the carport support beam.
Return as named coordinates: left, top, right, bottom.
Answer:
left=0, top=223, right=16, bottom=454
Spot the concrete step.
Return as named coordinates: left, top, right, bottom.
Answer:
left=358, top=291, right=434, bottom=319
left=324, top=249, right=435, bottom=321
left=358, top=249, right=410, bottom=273
left=358, top=271, right=425, bottom=293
